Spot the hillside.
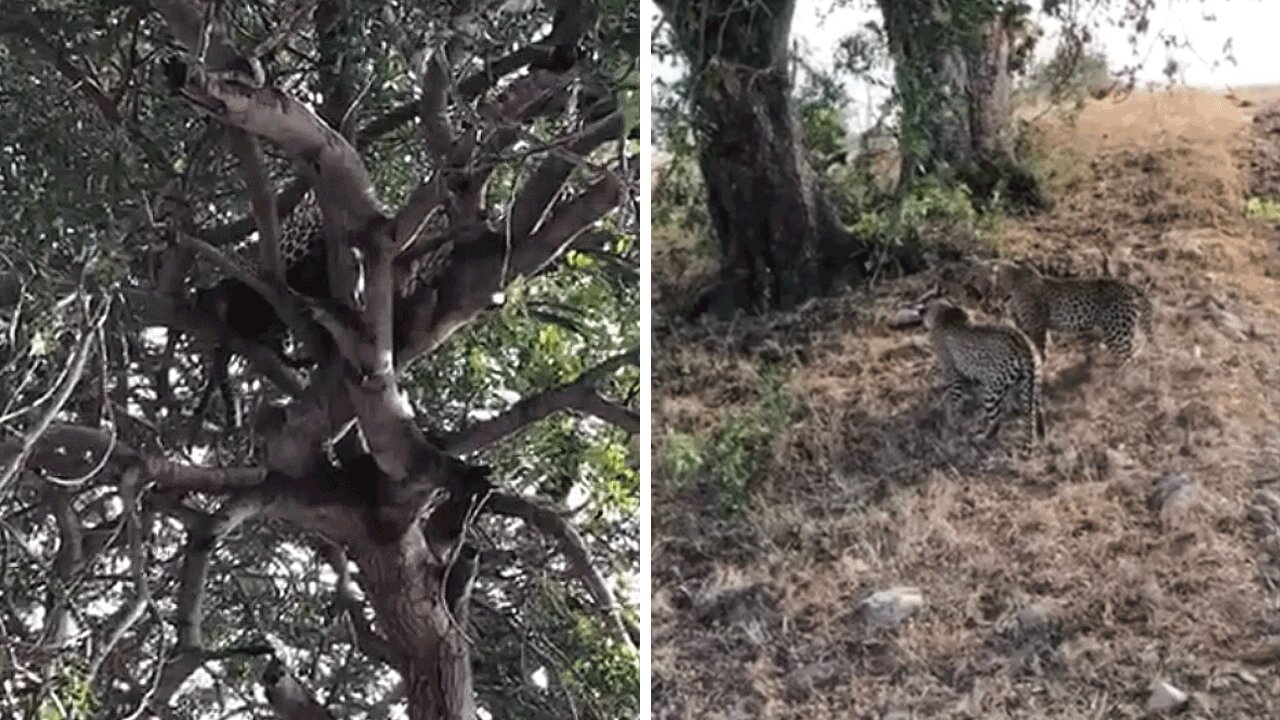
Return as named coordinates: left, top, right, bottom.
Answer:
left=652, top=87, right=1280, bottom=718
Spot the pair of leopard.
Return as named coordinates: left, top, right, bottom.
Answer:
left=923, top=262, right=1153, bottom=448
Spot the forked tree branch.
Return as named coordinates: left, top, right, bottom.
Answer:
left=487, top=492, right=638, bottom=648
left=506, top=112, right=625, bottom=239
left=512, top=156, right=637, bottom=276
left=442, top=349, right=638, bottom=454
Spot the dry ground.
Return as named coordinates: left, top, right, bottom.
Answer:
left=653, top=87, right=1280, bottom=718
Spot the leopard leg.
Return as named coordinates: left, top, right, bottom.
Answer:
left=1104, top=316, right=1137, bottom=365
left=941, top=370, right=969, bottom=431
left=1017, top=371, right=1045, bottom=446
left=1031, top=324, right=1047, bottom=362
left=978, top=380, right=1013, bottom=442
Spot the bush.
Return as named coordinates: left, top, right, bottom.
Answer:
left=1246, top=196, right=1280, bottom=224
left=845, top=174, right=982, bottom=252
left=1022, top=41, right=1111, bottom=114
left=660, top=369, right=794, bottom=515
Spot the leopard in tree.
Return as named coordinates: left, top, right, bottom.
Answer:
left=191, top=193, right=453, bottom=429
left=924, top=300, right=1045, bottom=446
left=992, top=262, right=1153, bottom=363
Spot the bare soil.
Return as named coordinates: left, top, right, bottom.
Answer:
left=653, top=88, right=1280, bottom=719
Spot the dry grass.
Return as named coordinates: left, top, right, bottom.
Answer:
left=653, top=89, right=1280, bottom=719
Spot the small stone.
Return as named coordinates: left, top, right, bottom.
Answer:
left=887, top=308, right=923, bottom=329
left=994, top=604, right=1051, bottom=644
left=1236, top=670, right=1258, bottom=685
left=1150, top=472, right=1197, bottom=521
left=1147, top=681, right=1188, bottom=712
left=1106, top=448, right=1137, bottom=473
left=860, top=586, right=924, bottom=628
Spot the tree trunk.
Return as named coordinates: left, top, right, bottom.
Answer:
left=693, top=63, right=857, bottom=314
left=357, top=537, right=476, bottom=720
left=879, top=1, right=1017, bottom=180
left=657, top=0, right=866, bottom=315
left=965, top=15, right=1015, bottom=165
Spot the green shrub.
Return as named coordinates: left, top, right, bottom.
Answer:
left=1246, top=196, right=1280, bottom=224
left=846, top=174, right=980, bottom=252
left=659, top=368, right=794, bottom=515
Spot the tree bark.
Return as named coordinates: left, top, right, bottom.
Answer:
left=879, top=1, right=1022, bottom=184
left=355, top=538, right=476, bottom=720
left=966, top=14, right=1015, bottom=165
left=694, top=64, right=856, bottom=313
left=657, top=0, right=865, bottom=315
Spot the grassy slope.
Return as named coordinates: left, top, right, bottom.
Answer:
left=653, top=88, right=1280, bottom=719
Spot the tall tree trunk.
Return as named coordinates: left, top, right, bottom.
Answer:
left=657, top=0, right=866, bottom=314
left=694, top=63, right=856, bottom=313
left=879, top=1, right=1019, bottom=182
left=966, top=14, right=1015, bottom=164
left=357, top=536, right=476, bottom=720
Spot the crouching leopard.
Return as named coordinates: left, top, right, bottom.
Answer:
left=924, top=301, right=1045, bottom=446
left=993, top=263, right=1153, bottom=362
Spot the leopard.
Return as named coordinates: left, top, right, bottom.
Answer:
left=992, top=262, right=1153, bottom=363
left=924, top=300, right=1045, bottom=446
left=190, top=194, right=452, bottom=429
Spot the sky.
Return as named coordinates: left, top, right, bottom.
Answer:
left=645, top=0, right=1280, bottom=131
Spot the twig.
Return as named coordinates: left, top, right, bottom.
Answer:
left=0, top=298, right=112, bottom=496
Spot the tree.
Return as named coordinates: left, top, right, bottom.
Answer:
left=654, top=0, right=872, bottom=314
left=0, top=1, right=639, bottom=718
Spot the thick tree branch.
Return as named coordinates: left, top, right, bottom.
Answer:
left=319, top=544, right=405, bottom=667
left=357, top=0, right=590, bottom=144
left=1, top=423, right=268, bottom=499
left=200, top=178, right=310, bottom=247
left=397, top=156, right=634, bottom=363
left=506, top=112, right=625, bottom=239
left=419, top=53, right=460, bottom=164
left=124, top=289, right=308, bottom=398
left=147, top=461, right=267, bottom=495
left=153, top=0, right=247, bottom=73
left=487, top=492, right=637, bottom=648
left=0, top=424, right=135, bottom=482
left=442, top=349, right=638, bottom=454
left=172, top=495, right=264, bottom=650
left=225, top=129, right=284, bottom=283
left=172, top=73, right=383, bottom=236
left=159, top=0, right=386, bottom=296
left=512, top=157, right=636, bottom=276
